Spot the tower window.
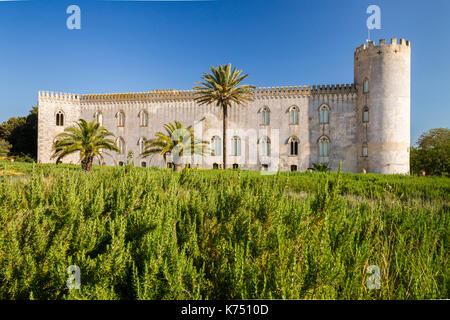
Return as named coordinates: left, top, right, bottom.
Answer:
left=362, top=143, right=368, bottom=157
left=319, top=105, right=329, bottom=124
left=94, top=111, right=103, bottom=126
left=260, top=107, right=270, bottom=125
left=288, top=136, right=299, bottom=156
left=363, top=107, right=369, bottom=123
left=138, top=137, right=146, bottom=155
left=56, top=110, right=64, bottom=126
left=319, top=136, right=330, bottom=157
left=289, top=106, right=299, bottom=125
left=363, top=79, right=369, bottom=93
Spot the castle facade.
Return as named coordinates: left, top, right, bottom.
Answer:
left=37, top=38, right=411, bottom=174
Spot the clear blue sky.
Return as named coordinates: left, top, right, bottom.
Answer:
left=0, top=0, right=449, bottom=144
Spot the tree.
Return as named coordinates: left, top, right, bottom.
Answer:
left=0, top=106, right=38, bottom=160
left=51, top=119, right=119, bottom=172
left=141, top=120, right=208, bottom=172
left=312, top=162, right=330, bottom=172
left=410, top=128, right=450, bottom=175
left=194, top=64, right=255, bottom=169
left=0, top=139, right=11, bottom=158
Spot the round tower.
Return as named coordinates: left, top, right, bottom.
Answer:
left=354, top=38, right=411, bottom=174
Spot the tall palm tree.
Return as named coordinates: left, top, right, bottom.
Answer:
left=194, top=64, right=255, bottom=169
left=51, top=119, right=119, bottom=172
left=141, top=120, right=208, bottom=172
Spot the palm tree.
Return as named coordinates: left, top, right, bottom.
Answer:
left=194, top=64, right=255, bottom=169
left=141, top=120, right=208, bottom=172
left=51, top=119, right=119, bottom=172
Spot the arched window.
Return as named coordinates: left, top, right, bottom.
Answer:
left=290, top=165, right=297, bottom=172
left=319, top=105, right=329, bottom=124
left=213, top=163, right=219, bottom=169
left=94, top=111, right=103, bottom=126
left=116, top=111, right=125, bottom=127
left=56, top=110, right=64, bottom=126
left=363, top=79, right=369, bottom=93
left=319, top=136, right=330, bottom=157
left=211, top=136, right=221, bottom=156
left=231, top=136, right=241, bottom=156
left=116, top=137, right=125, bottom=155
left=138, top=137, right=146, bottom=155
left=288, top=136, right=299, bottom=156
left=139, top=110, right=148, bottom=127
left=362, top=143, right=368, bottom=157
left=259, top=136, right=271, bottom=156
left=141, top=161, right=147, bottom=168
left=289, top=106, right=299, bottom=125
left=260, top=107, right=270, bottom=125
left=363, top=107, right=369, bottom=123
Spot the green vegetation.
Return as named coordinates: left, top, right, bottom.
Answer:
left=0, top=161, right=448, bottom=300
left=141, top=120, right=209, bottom=172
left=411, top=128, right=450, bottom=176
left=52, top=119, right=119, bottom=172
left=194, top=64, right=255, bottom=168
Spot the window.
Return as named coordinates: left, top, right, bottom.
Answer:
left=213, top=163, right=219, bottom=169
left=56, top=110, right=64, bottom=126
left=288, top=136, right=299, bottom=156
left=362, top=143, right=368, bottom=157
left=319, top=136, right=330, bottom=157
left=259, top=136, right=271, bottom=156
left=117, top=137, right=125, bottom=155
left=167, top=162, right=173, bottom=169
left=363, top=79, right=369, bottom=93
left=261, top=107, right=270, bottom=125
left=319, top=105, right=329, bottom=124
left=141, top=161, right=147, bottom=167
left=363, top=107, right=369, bottom=123
left=261, top=164, right=269, bottom=171
left=118, top=161, right=124, bottom=167
left=211, top=136, right=221, bottom=156
left=116, top=111, right=125, bottom=127
left=231, top=136, right=241, bottom=156
left=139, top=110, right=148, bottom=127
left=290, top=165, right=297, bottom=172
left=94, top=111, right=103, bottom=126
left=138, top=137, right=146, bottom=155
left=289, top=106, right=299, bottom=125
left=233, top=163, right=239, bottom=169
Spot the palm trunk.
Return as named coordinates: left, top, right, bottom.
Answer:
left=81, top=156, right=93, bottom=172
left=222, top=103, right=227, bottom=169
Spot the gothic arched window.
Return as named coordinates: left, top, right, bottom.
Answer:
left=211, top=136, right=221, bottom=156
left=56, top=110, right=64, bottom=126
left=319, top=136, right=330, bottom=157
left=259, top=136, right=271, bottom=156
left=117, top=137, right=125, bottom=154
left=231, top=136, right=241, bottom=156
left=261, top=107, right=270, bottom=125
left=289, top=106, right=299, bottom=125
left=138, top=137, right=146, bottom=155
left=94, top=111, right=103, bottom=126
left=319, top=105, right=329, bottom=124
left=116, top=111, right=125, bottom=127
left=288, top=136, right=299, bottom=156
left=139, top=110, right=148, bottom=127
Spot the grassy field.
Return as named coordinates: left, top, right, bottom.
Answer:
left=0, top=161, right=448, bottom=299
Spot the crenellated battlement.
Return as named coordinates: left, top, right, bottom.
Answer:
left=354, top=38, right=411, bottom=56
left=38, top=84, right=356, bottom=104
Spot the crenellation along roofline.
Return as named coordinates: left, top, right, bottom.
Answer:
left=38, top=84, right=356, bottom=103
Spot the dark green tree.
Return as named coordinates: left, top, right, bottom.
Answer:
left=410, top=128, right=450, bottom=175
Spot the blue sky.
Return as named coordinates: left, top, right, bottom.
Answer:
left=0, top=0, right=449, bottom=144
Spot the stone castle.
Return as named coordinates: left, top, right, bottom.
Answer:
left=37, top=38, right=411, bottom=174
